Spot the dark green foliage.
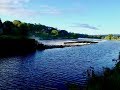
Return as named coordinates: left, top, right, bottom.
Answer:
left=0, top=19, right=3, bottom=34
left=67, top=83, right=82, bottom=90
left=104, top=34, right=120, bottom=40
left=0, top=19, right=3, bottom=28
left=0, top=18, right=114, bottom=40
left=3, top=21, right=14, bottom=34
left=19, top=23, right=28, bottom=36
left=87, top=61, right=120, bottom=90
left=0, top=19, right=82, bottom=39
left=69, top=33, right=80, bottom=39
left=58, top=30, right=69, bottom=37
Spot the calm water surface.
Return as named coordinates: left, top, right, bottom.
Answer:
left=0, top=40, right=120, bottom=89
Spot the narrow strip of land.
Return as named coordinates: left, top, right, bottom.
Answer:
left=37, top=40, right=98, bottom=50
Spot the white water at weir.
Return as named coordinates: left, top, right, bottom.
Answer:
left=38, top=38, right=103, bottom=45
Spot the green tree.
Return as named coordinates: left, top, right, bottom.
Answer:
left=104, top=34, right=113, bottom=40
left=0, top=19, right=3, bottom=28
left=0, top=19, right=83, bottom=39
left=3, top=21, right=14, bottom=34
left=59, top=30, right=69, bottom=38
left=51, top=30, right=58, bottom=36
left=12, top=27, right=21, bottom=35
left=19, top=23, right=28, bottom=37
left=0, top=19, right=3, bottom=34
left=13, top=20, right=21, bottom=27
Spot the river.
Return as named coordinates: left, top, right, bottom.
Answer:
left=0, top=40, right=120, bottom=89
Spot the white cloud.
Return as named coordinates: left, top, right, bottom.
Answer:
left=0, top=0, right=30, bottom=5
left=0, top=0, right=32, bottom=16
left=39, top=5, right=61, bottom=15
left=70, top=23, right=99, bottom=30
left=0, top=0, right=61, bottom=17
left=0, top=0, right=83, bottom=17
left=0, top=0, right=30, bottom=8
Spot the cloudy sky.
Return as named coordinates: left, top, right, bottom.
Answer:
left=0, top=0, right=120, bottom=35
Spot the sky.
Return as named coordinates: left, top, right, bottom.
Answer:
left=0, top=0, right=120, bottom=35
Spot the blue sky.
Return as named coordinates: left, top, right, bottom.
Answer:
left=0, top=0, right=120, bottom=35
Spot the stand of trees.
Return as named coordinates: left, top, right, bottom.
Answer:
left=1, top=18, right=117, bottom=40
left=104, top=34, right=120, bottom=40
left=0, top=19, right=81, bottom=39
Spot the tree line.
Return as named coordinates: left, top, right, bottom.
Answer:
left=104, top=34, right=120, bottom=40
left=1, top=19, right=115, bottom=40
left=0, top=19, right=81, bottom=39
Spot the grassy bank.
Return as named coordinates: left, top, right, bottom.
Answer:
left=87, top=61, right=120, bottom=90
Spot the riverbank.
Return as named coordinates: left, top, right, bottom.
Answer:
left=87, top=60, right=120, bottom=90
left=0, top=38, right=38, bottom=56
left=0, top=37, right=99, bottom=56
left=66, top=59, right=120, bottom=90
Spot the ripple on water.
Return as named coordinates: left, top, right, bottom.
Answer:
left=0, top=41, right=120, bottom=89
